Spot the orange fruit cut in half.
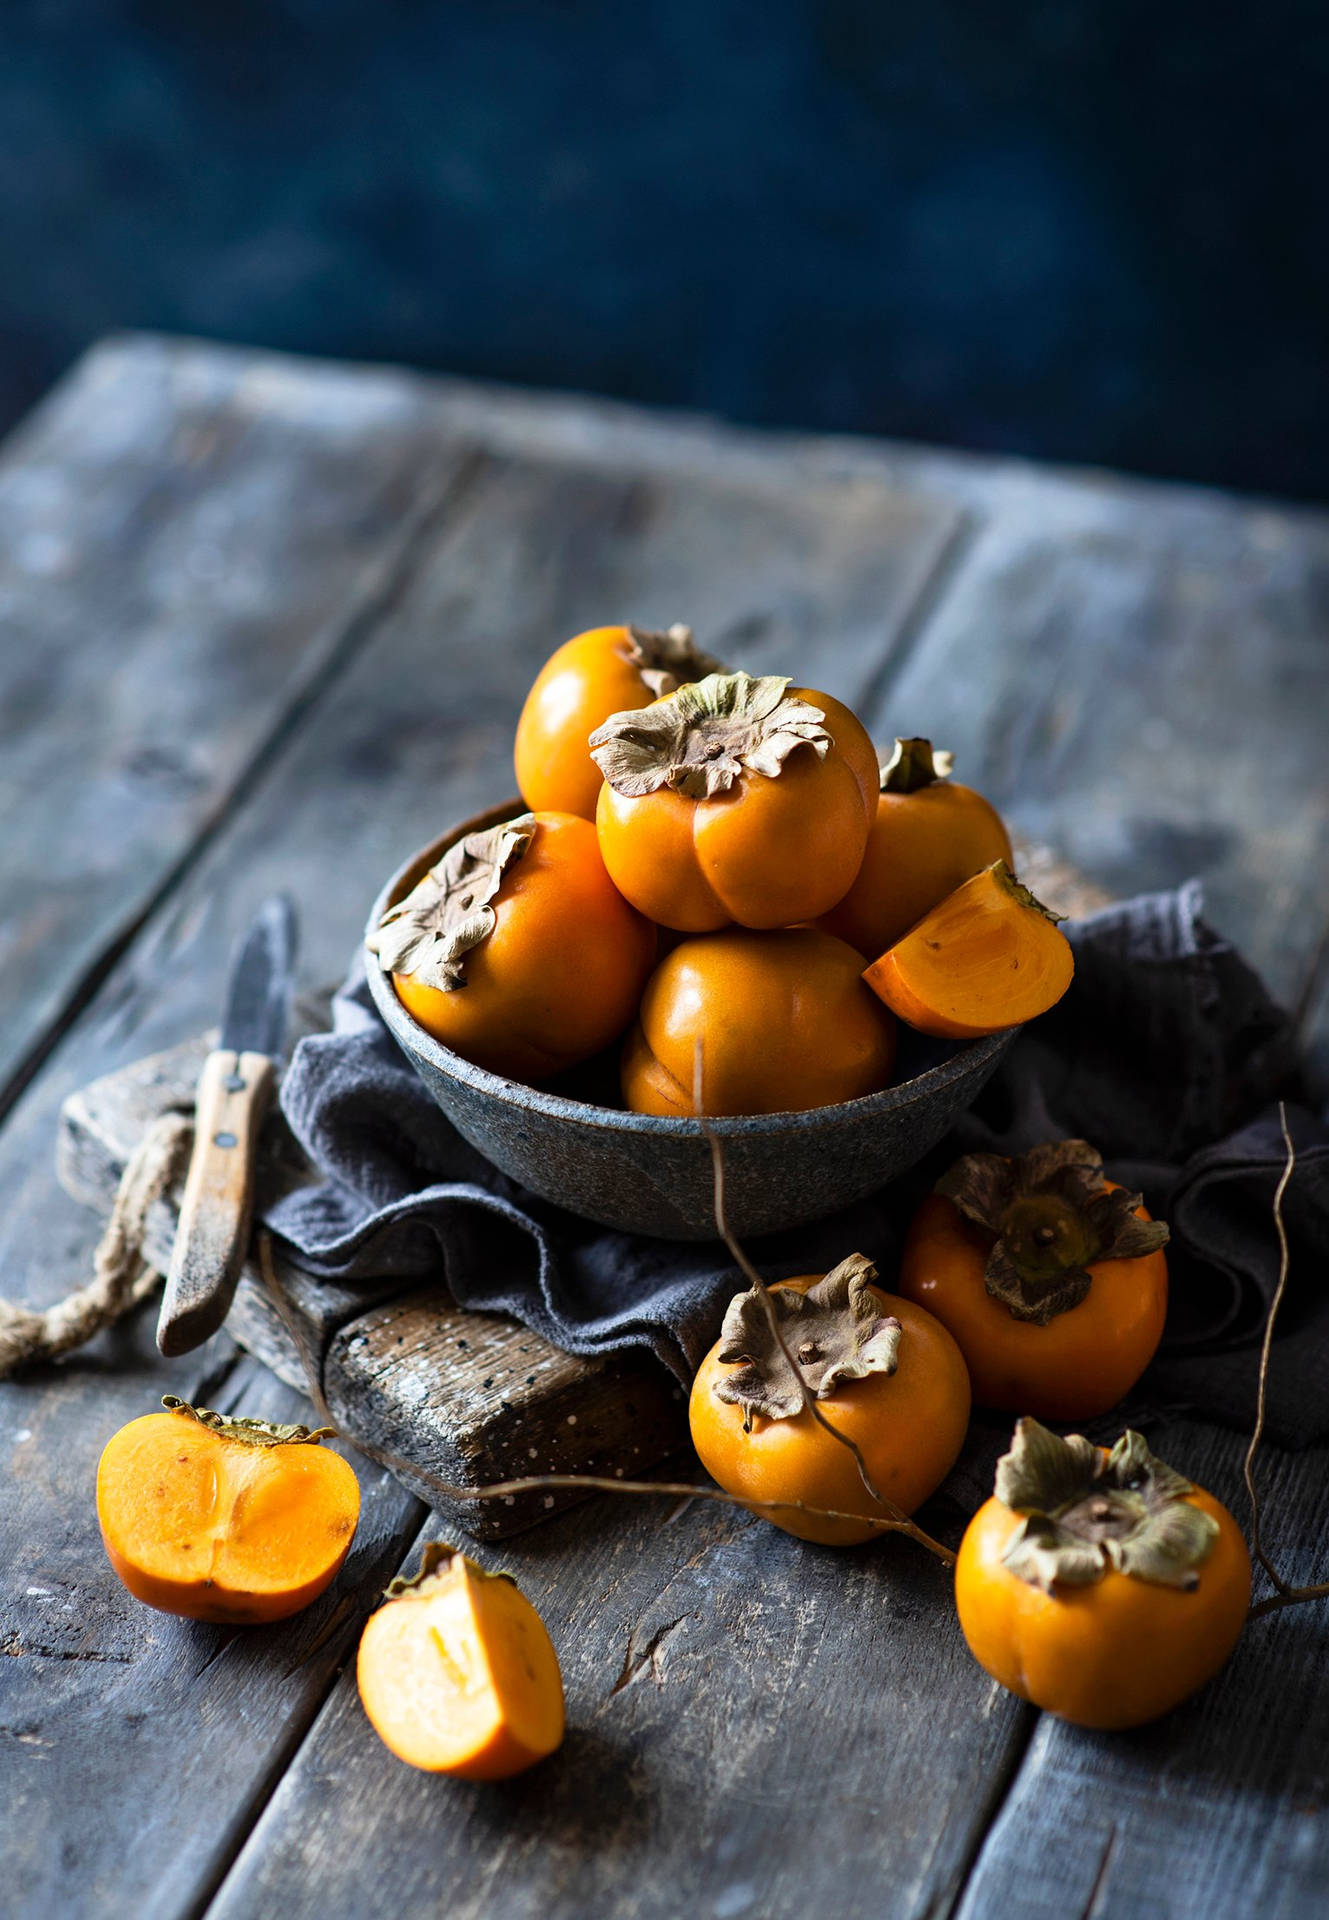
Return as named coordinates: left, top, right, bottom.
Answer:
left=862, top=861, right=1074, bottom=1039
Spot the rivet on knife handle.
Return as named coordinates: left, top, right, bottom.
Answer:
left=157, top=1049, right=276, bottom=1357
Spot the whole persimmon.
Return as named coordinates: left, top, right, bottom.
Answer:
left=689, top=1256, right=971, bottom=1545
left=591, top=671, right=878, bottom=930
left=515, top=623, right=725, bottom=820
left=956, top=1418, right=1250, bottom=1728
left=368, top=811, right=656, bottom=1082
left=622, top=927, right=897, bottom=1116
left=899, top=1141, right=1169, bottom=1422
left=819, top=738, right=1012, bottom=956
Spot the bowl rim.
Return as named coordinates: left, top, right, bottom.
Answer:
left=364, top=799, right=1017, bottom=1138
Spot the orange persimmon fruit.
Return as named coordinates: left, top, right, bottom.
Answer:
left=622, top=926, right=897, bottom=1116
left=956, top=1419, right=1250, bottom=1728
left=900, top=1142, right=1169, bottom=1421
left=819, top=738, right=1012, bottom=957
left=97, top=1398, right=361, bottom=1624
left=591, top=671, right=879, bottom=930
left=357, top=1542, right=565, bottom=1778
left=862, top=860, right=1074, bottom=1038
left=689, top=1258, right=971, bottom=1545
left=368, top=810, right=656, bottom=1081
left=514, top=623, right=726, bottom=819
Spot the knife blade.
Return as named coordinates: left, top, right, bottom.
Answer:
left=156, top=895, right=298, bottom=1358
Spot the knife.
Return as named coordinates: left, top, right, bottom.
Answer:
left=156, top=895, right=298, bottom=1358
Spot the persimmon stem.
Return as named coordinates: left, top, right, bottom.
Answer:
left=1240, top=1105, right=1328, bottom=1623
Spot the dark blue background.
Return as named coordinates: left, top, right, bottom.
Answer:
left=4, top=1, right=1327, bottom=497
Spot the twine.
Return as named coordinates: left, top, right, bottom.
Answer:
left=0, top=1112, right=194, bottom=1378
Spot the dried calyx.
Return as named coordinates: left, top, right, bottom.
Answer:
left=624, top=624, right=728, bottom=697
left=713, top=1253, right=902, bottom=1426
left=384, top=1539, right=515, bottom=1600
left=366, top=814, right=536, bottom=992
left=996, top=1417, right=1219, bottom=1593
left=937, top=1139, right=1169, bottom=1324
left=162, top=1395, right=335, bottom=1448
left=879, top=736, right=955, bottom=792
left=589, top=671, right=831, bottom=800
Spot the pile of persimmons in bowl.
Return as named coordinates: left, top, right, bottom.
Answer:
left=361, top=623, right=1074, bottom=1238
left=96, top=622, right=1254, bottom=1786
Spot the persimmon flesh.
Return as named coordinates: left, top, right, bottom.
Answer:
left=863, top=861, right=1073, bottom=1038
left=97, top=1407, right=361, bottom=1624
left=358, top=1547, right=564, bottom=1778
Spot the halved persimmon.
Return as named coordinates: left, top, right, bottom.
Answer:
left=97, top=1398, right=361, bottom=1624
left=357, top=1543, right=565, bottom=1778
left=862, top=861, right=1073, bottom=1038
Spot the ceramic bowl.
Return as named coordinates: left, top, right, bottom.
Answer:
left=365, top=800, right=1016, bottom=1241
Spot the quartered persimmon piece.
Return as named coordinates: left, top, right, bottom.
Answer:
left=514, top=623, right=727, bottom=819
left=862, top=860, right=1074, bottom=1038
left=358, top=1543, right=565, bottom=1778
left=97, top=1398, right=361, bottom=1624
left=956, top=1419, right=1250, bottom=1729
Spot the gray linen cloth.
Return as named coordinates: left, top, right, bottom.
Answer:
left=267, top=883, right=1329, bottom=1448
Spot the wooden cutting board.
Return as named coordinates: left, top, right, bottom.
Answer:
left=57, top=994, right=685, bottom=1540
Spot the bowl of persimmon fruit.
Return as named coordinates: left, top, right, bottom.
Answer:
left=364, top=624, right=1073, bottom=1240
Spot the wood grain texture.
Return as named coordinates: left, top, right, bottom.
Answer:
left=0, top=334, right=473, bottom=1112
left=955, top=1418, right=1329, bottom=1920
left=208, top=1492, right=1028, bottom=1920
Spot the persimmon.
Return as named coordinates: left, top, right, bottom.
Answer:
left=689, top=1257, right=971, bottom=1545
left=514, top=623, right=725, bottom=819
left=956, top=1419, right=1250, bottom=1728
left=97, top=1398, right=361, bottom=1624
left=899, top=1142, right=1169, bottom=1421
left=819, top=738, right=1012, bottom=956
left=591, top=671, right=878, bottom=930
left=862, top=860, right=1074, bottom=1038
left=368, top=810, right=656, bottom=1081
left=357, top=1542, right=564, bottom=1778
left=622, top=927, right=897, bottom=1116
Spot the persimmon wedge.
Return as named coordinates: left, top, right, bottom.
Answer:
left=97, top=1398, right=361, bottom=1624
left=358, top=1543, right=565, bottom=1778
left=863, top=861, right=1073, bottom=1038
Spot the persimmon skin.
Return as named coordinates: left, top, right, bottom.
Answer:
left=690, top=1279, right=971, bottom=1545
left=956, top=1479, right=1250, bottom=1728
left=393, top=811, right=656, bottom=1082
left=595, top=689, right=878, bottom=931
left=863, top=863, right=1074, bottom=1039
left=899, top=1189, right=1167, bottom=1421
left=623, top=927, right=897, bottom=1116
left=820, top=780, right=1012, bottom=957
left=97, top=1413, right=361, bottom=1625
left=357, top=1555, right=564, bottom=1778
left=515, top=626, right=665, bottom=820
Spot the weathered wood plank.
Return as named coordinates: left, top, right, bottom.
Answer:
left=860, top=474, right=1329, bottom=1011
left=1, top=378, right=969, bottom=1920
left=207, top=1492, right=1028, bottom=1920
left=4, top=1350, right=425, bottom=1920
left=955, top=1420, right=1329, bottom=1920
left=0, top=334, right=474, bottom=1111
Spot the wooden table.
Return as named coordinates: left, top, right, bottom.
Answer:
left=3, top=336, right=1327, bottom=1920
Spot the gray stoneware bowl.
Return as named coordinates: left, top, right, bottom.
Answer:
left=365, top=800, right=1016, bottom=1241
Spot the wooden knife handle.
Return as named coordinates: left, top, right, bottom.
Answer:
left=157, top=1049, right=276, bottom=1358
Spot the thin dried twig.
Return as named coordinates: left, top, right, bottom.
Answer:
left=1242, top=1104, right=1329, bottom=1622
